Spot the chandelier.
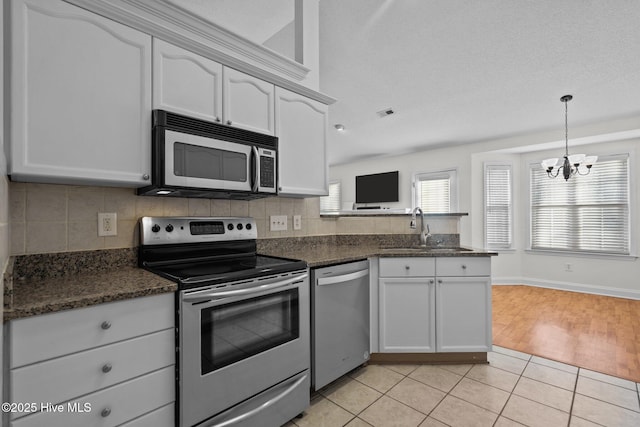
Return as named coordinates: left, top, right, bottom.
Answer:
left=541, top=95, right=597, bottom=181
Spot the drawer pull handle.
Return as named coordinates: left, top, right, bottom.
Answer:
left=405, top=265, right=410, bottom=270
left=461, top=265, right=467, bottom=270
left=102, top=363, right=112, bottom=373
left=101, top=408, right=111, bottom=418
left=101, top=321, right=111, bottom=330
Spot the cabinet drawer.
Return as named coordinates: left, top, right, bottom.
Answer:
left=379, top=257, right=435, bottom=277
left=11, top=366, right=175, bottom=427
left=11, top=329, right=175, bottom=410
left=119, top=403, right=174, bottom=427
left=436, top=257, right=491, bottom=277
left=10, top=293, right=174, bottom=368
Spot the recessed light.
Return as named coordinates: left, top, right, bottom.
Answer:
left=376, top=107, right=395, bottom=118
left=334, top=124, right=345, bottom=131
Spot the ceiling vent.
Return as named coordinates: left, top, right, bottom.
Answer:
left=377, top=107, right=395, bottom=118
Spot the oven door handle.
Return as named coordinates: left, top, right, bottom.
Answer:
left=212, top=372, right=308, bottom=427
left=183, top=273, right=308, bottom=303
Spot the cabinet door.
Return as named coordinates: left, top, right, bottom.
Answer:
left=275, top=87, right=328, bottom=197
left=379, top=278, right=435, bottom=352
left=9, top=0, right=151, bottom=186
left=223, top=67, right=275, bottom=135
left=436, top=277, right=492, bottom=352
left=153, top=38, right=223, bottom=123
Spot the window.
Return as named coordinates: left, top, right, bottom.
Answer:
left=530, top=154, right=630, bottom=255
left=413, top=169, right=458, bottom=213
left=485, top=164, right=513, bottom=249
left=320, top=181, right=341, bottom=212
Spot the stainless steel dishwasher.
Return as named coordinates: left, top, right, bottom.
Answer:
left=311, top=259, right=370, bottom=390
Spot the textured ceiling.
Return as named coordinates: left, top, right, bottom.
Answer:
left=319, top=0, right=640, bottom=165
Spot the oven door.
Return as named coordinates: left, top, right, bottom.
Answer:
left=179, top=270, right=309, bottom=427
left=165, top=129, right=253, bottom=192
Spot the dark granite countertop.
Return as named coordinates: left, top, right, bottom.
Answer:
left=3, top=250, right=177, bottom=322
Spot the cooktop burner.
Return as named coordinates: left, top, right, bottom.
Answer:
left=138, top=216, right=307, bottom=290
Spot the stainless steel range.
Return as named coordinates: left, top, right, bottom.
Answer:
left=139, top=217, right=310, bottom=427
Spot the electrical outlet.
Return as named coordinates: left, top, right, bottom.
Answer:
left=565, top=263, right=572, bottom=272
left=293, top=215, right=302, bottom=230
left=270, top=215, right=288, bottom=231
left=98, top=212, right=117, bottom=237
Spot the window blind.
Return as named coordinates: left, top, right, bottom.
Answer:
left=530, top=155, right=629, bottom=254
left=485, top=165, right=512, bottom=249
left=320, top=181, right=341, bottom=211
left=416, top=176, right=450, bottom=213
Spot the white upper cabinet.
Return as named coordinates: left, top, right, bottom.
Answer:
left=223, top=67, right=275, bottom=135
left=152, top=38, right=223, bottom=124
left=8, top=0, right=152, bottom=186
left=275, top=87, right=328, bottom=197
left=153, top=39, right=275, bottom=135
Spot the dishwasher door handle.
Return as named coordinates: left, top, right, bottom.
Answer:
left=317, top=269, right=369, bottom=286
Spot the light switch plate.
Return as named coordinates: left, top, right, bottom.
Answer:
left=293, top=215, right=302, bottom=230
left=270, top=215, right=288, bottom=231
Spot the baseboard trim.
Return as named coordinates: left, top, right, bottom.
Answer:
left=493, top=276, right=640, bottom=300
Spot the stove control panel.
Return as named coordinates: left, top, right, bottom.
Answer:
left=140, top=217, right=257, bottom=245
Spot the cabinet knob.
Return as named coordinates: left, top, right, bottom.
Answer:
left=438, top=279, right=443, bottom=284
left=215, top=117, right=221, bottom=122
left=101, top=408, right=111, bottom=418
left=405, top=265, right=410, bottom=270
left=226, top=120, right=233, bottom=125
left=461, top=264, right=467, bottom=270
left=142, top=173, right=150, bottom=181
left=101, top=321, right=111, bottom=330
left=429, top=279, right=434, bottom=284
left=102, top=363, right=112, bottom=373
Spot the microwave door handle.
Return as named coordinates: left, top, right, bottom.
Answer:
left=251, top=146, right=259, bottom=192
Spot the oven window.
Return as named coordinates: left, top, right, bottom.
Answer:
left=201, top=289, right=299, bottom=374
left=174, top=142, right=247, bottom=182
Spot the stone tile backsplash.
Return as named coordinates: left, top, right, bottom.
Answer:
left=9, top=182, right=460, bottom=255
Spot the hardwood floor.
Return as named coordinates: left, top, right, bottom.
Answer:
left=492, top=285, right=640, bottom=383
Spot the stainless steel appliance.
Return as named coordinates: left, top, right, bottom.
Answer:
left=139, top=217, right=309, bottom=427
left=138, top=110, right=278, bottom=199
left=311, top=260, right=370, bottom=390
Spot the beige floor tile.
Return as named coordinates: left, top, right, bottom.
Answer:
left=502, top=395, right=570, bottom=427
left=350, top=365, right=404, bottom=393
left=576, top=376, right=640, bottom=412
left=439, top=363, right=474, bottom=376
left=295, top=395, right=354, bottom=427
left=569, top=416, right=602, bottom=427
left=572, top=394, right=640, bottom=426
left=359, top=395, right=426, bottom=427
left=408, top=365, right=463, bottom=393
left=450, top=377, right=510, bottom=414
left=419, top=417, right=449, bottom=426
left=346, top=418, right=374, bottom=427
left=530, top=355, right=579, bottom=374
left=522, top=362, right=577, bottom=391
left=430, top=395, right=498, bottom=426
left=494, top=417, right=527, bottom=426
left=465, top=364, right=520, bottom=392
left=512, top=376, right=573, bottom=412
left=492, top=346, right=532, bottom=361
left=387, top=377, right=446, bottom=414
left=322, top=377, right=383, bottom=415
left=579, top=368, right=638, bottom=391
left=488, top=352, right=528, bottom=375
left=384, top=364, right=419, bottom=376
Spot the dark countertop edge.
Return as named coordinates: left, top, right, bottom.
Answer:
left=320, top=212, right=470, bottom=218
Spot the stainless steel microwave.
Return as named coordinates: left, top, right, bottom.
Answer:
left=137, top=110, right=278, bottom=199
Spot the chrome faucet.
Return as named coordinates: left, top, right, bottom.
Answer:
left=410, top=207, right=431, bottom=246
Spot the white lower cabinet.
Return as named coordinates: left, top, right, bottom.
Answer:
left=378, top=257, right=491, bottom=353
left=4, top=293, right=175, bottom=426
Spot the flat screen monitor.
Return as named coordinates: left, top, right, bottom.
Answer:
left=355, top=171, right=399, bottom=204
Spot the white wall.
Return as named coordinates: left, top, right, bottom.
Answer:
left=330, top=116, right=640, bottom=297
left=1, top=0, right=7, bottom=403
